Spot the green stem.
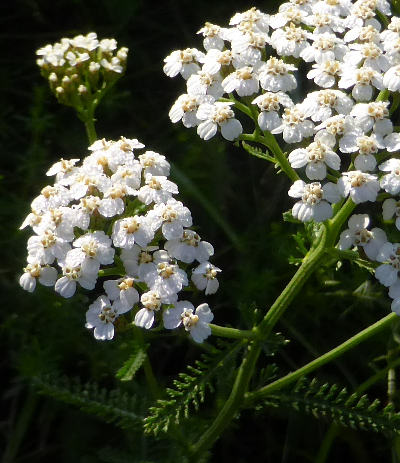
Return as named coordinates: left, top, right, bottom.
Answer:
left=84, top=111, right=97, bottom=144
left=259, top=133, right=300, bottom=182
left=245, top=313, right=397, bottom=404
left=190, top=341, right=261, bottom=457
left=257, top=224, right=327, bottom=339
left=210, top=324, right=257, bottom=340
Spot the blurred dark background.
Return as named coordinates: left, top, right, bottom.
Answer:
left=0, top=1, right=398, bottom=462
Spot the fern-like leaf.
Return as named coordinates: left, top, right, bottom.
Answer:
left=241, top=141, right=276, bottom=163
left=144, top=341, right=242, bottom=436
left=116, top=342, right=148, bottom=382
left=261, top=377, right=400, bottom=435
left=33, top=374, right=143, bottom=429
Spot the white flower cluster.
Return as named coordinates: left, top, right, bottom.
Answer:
left=164, top=3, right=400, bottom=316
left=36, top=32, right=128, bottom=107
left=19, top=138, right=220, bottom=343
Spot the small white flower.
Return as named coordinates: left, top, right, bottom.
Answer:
left=383, top=65, right=400, bottom=91
left=301, top=90, right=354, bottom=122
left=338, top=171, right=380, bottom=204
left=46, top=158, right=80, bottom=184
left=148, top=199, right=193, bottom=240
left=134, top=289, right=174, bottom=329
left=66, top=231, right=115, bottom=274
left=288, top=139, right=341, bottom=180
left=350, top=101, right=392, bottom=135
left=103, top=276, right=139, bottom=309
left=307, top=57, right=342, bottom=88
left=27, top=229, right=71, bottom=265
left=138, top=151, right=170, bottom=177
left=31, top=184, right=71, bottom=212
left=338, top=214, right=387, bottom=260
left=288, top=180, right=341, bottom=222
left=137, top=174, right=178, bottom=205
left=85, top=295, right=130, bottom=341
left=339, top=133, right=384, bottom=172
left=270, top=23, right=311, bottom=58
left=222, top=67, right=259, bottom=97
left=169, top=94, right=214, bottom=128
left=379, top=159, right=400, bottom=195
left=144, top=260, right=188, bottom=302
left=202, top=49, right=233, bottom=75
left=192, top=262, right=221, bottom=295
left=19, top=261, right=58, bottom=292
left=383, top=198, right=400, bottom=230
left=165, top=230, right=214, bottom=264
left=186, top=71, right=224, bottom=99
left=197, top=102, right=243, bottom=141
left=229, top=7, right=270, bottom=33
left=112, top=216, right=154, bottom=249
left=120, top=246, right=160, bottom=280
left=376, top=243, right=400, bottom=287
left=252, top=92, right=293, bottom=132
left=55, top=263, right=98, bottom=298
left=257, top=57, right=297, bottom=92
left=271, top=105, right=314, bottom=144
left=338, top=66, right=384, bottom=102
left=197, top=22, right=226, bottom=51
left=163, top=48, right=205, bottom=79
left=163, top=301, right=214, bottom=343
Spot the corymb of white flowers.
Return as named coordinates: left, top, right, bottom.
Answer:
left=36, top=32, right=128, bottom=111
left=19, top=137, right=220, bottom=343
left=163, top=1, right=400, bottom=316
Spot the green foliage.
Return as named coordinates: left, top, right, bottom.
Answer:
left=144, top=341, right=243, bottom=436
left=116, top=342, right=148, bottom=382
left=32, top=374, right=143, bottom=429
left=261, top=377, right=400, bottom=435
left=241, top=141, right=276, bottom=163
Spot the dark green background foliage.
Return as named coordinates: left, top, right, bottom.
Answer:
left=1, top=1, right=399, bottom=461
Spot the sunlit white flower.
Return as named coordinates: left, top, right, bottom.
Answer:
left=138, top=151, right=170, bottom=177
left=338, top=66, right=384, bottom=101
left=252, top=92, right=293, bottom=131
left=270, top=23, right=311, bottom=58
left=192, top=262, right=221, bottom=295
left=120, top=246, right=160, bottom=280
left=300, top=32, right=347, bottom=63
left=165, top=230, right=214, bottom=264
left=229, top=7, right=270, bottom=33
left=19, top=261, right=58, bottom=293
left=257, top=57, right=297, bottom=92
left=271, top=105, right=314, bottom=144
left=307, top=57, right=342, bottom=88
left=379, top=159, right=400, bottom=195
left=288, top=180, right=341, bottom=222
left=197, top=22, right=226, bottom=51
left=138, top=174, right=178, bottom=205
left=383, top=198, right=400, bottom=230
left=55, top=262, right=98, bottom=298
left=163, top=301, right=214, bottom=343
left=197, top=101, right=243, bottom=141
left=222, top=67, right=259, bottom=97
left=103, top=276, right=139, bottom=309
left=301, top=89, right=354, bottom=122
left=288, top=138, right=340, bottom=180
left=31, top=184, right=71, bottom=212
left=144, top=259, right=188, bottom=301
left=376, top=243, right=400, bottom=288
left=85, top=295, right=131, bottom=341
left=339, top=133, right=384, bottom=172
left=148, top=199, right=192, bottom=240
left=169, top=94, right=214, bottom=128
left=202, top=49, right=234, bottom=75
left=27, top=229, right=71, bottom=265
left=350, top=101, right=392, bottom=135
left=338, top=214, right=387, bottom=260
left=163, top=48, right=205, bottom=79
left=66, top=231, right=114, bottom=274
left=187, top=71, right=224, bottom=99
left=338, top=171, right=380, bottom=203
left=112, top=215, right=154, bottom=249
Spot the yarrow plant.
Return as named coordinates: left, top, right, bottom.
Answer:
left=18, top=1, right=400, bottom=460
